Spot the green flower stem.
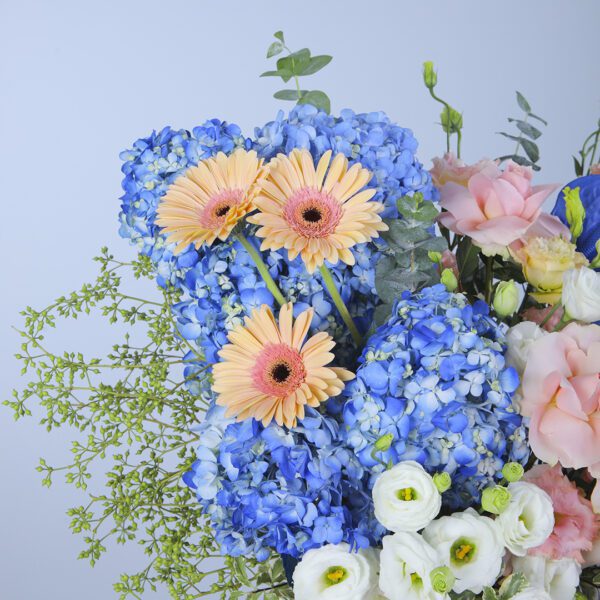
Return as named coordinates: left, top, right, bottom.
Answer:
left=427, top=88, right=452, bottom=153
left=456, top=129, right=462, bottom=159
left=236, top=233, right=286, bottom=307
left=538, top=302, right=561, bottom=328
left=319, top=264, right=362, bottom=345
left=484, top=255, right=494, bottom=304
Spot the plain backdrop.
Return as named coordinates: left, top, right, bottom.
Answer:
left=1, top=1, right=599, bottom=598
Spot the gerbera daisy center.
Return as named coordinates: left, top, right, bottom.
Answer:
left=200, top=189, right=244, bottom=229
left=283, top=187, right=343, bottom=239
left=252, top=343, right=307, bottom=398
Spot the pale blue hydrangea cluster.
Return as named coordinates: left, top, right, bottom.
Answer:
left=184, top=405, right=385, bottom=560
left=342, top=285, right=530, bottom=509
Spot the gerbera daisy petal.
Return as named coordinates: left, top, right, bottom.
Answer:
left=251, top=148, right=386, bottom=273
left=156, top=149, right=267, bottom=253
left=212, top=303, right=353, bottom=427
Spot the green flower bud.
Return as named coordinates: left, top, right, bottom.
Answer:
left=440, top=107, right=463, bottom=134
left=374, top=433, right=394, bottom=452
left=502, top=462, right=525, bottom=483
left=428, top=251, right=442, bottom=265
left=481, top=485, right=512, bottom=515
left=441, top=268, right=458, bottom=292
left=433, top=472, right=452, bottom=494
left=590, top=239, right=600, bottom=269
left=423, top=61, right=437, bottom=89
left=493, top=280, right=519, bottom=318
left=430, top=566, right=455, bottom=594
left=563, top=186, right=586, bottom=242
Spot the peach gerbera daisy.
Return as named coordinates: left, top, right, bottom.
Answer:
left=156, top=148, right=267, bottom=253
left=248, top=149, right=388, bottom=273
left=212, top=303, right=354, bottom=428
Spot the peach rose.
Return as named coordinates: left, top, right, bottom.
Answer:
left=437, top=161, right=558, bottom=256
left=520, top=323, right=600, bottom=477
left=590, top=164, right=600, bottom=175
left=430, top=152, right=499, bottom=187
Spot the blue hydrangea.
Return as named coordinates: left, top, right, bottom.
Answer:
left=118, top=121, right=251, bottom=288
left=342, top=285, right=529, bottom=509
left=253, top=104, right=438, bottom=218
left=118, top=106, right=436, bottom=368
left=184, top=405, right=384, bottom=560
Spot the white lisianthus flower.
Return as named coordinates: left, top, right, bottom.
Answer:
left=293, top=543, right=379, bottom=600
left=505, top=321, right=546, bottom=375
left=379, top=532, right=446, bottom=600
left=497, top=482, right=554, bottom=556
left=372, top=461, right=441, bottom=533
left=512, top=555, right=581, bottom=600
left=562, top=267, right=600, bottom=323
left=511, top=588, right=551, bottom=600
left=423, top=508, right=504, bottom=594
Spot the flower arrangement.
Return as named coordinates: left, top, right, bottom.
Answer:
left=8, top=32, right=600, bottom=600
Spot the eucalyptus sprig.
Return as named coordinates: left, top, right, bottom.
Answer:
left=573, top=118, right=600, bottom=176
left=261, top=31, right=332, bottom=113
left=374, top=193, right=447, bottom=326
left=6, top=248, right=291, bottom=599
left=422, top=61, right=464, bottom=157
left=497, top=91, right=547, bottom=171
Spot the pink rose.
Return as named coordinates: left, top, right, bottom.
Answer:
left=524, top=464, right=599, bottom=563
left=590, top=164, right=600, bottom=175
left=430, top=152, right=499, bottom=187
left=437, top=161, right=558, bottom=255
left=520, top=323, right=600, bottom=475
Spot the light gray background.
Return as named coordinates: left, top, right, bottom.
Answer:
left=1, top=1, right=599, bottom=598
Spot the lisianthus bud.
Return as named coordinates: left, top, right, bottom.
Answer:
left=502, top=462, right=524, bottom=483
left=374, top=433, right=394, bottom=452
left=493, top=280, right=519, bottom=317
left=423, top=61, right=437, bottom=89
left=428, top=250, right=442, bottom=265
left=441, top=107, right=463, bottom=134
left=481, top=485, right=511, bottom=515
left=441, top=268, right=458, bottom=291
left=433, top=472, right=452, bottom=493
left=563, top=186, right=586, bottom=242
left=430, top=566, right=455, bottom=594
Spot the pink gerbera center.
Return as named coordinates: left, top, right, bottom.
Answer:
left=199, top=189, right=244, bottom=229
left=282, top=187, right=343, bottom=239
left=252, top=343, right=307, bottom=398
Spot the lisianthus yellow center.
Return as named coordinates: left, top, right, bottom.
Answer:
left=451, top=537, right=477, bottom=564
left=410, top=572, right=423, bottom=587
left=397, top=487, right=418, bottom=501
left=323, top=566, right=348, bottom=586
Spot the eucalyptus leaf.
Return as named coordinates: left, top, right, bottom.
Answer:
left=297, top=90, right=330, bottom=113
left=274, top=89, right=306, bottom=101
left=516, top=91, right=532, bottom=113
left=274, top=30, right=285, bottom=42
left=508, top=119, right=542, bottom=140
left=267, top=41, right=284, bottom=58
left=529, top=112, right=548, bottom=126
left=299, top=55, right=332, bottom=76
left=520, top=138, right=540, bottom=162
left=482, top=588, right=498, bottom=600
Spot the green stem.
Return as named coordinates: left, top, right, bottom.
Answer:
left=538, top=302, right=561, bottom=328
left=428, top=88, right=452, bottom=153
left=456, top=129, right=462, bottom=159
left=236, top=233, right=286, bottom=306
left=319, top=264, right=362, bottom=345
left=484, top=256, right=494, bottom=304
